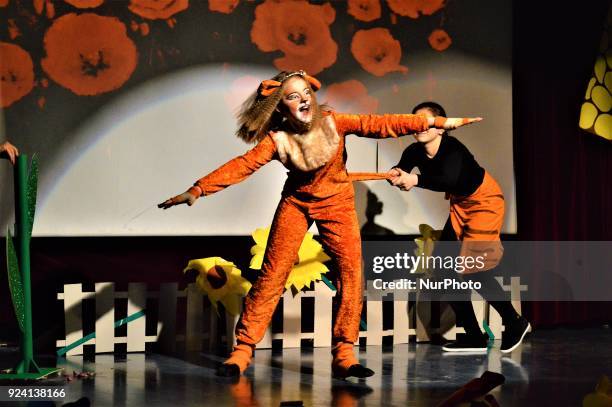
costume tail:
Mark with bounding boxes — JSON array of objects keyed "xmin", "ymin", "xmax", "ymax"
[{"xmin": 347, "ymin": 172, "xmax": 392, "ymax": 182}]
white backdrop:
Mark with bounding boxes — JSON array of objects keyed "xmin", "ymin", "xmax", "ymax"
[{"xmin": 21, "ymin": 59, "xmax": 515, "ymax": 236}]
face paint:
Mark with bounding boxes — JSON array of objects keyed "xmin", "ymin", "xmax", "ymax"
[{"xmin": 281, "ymin": 76, "xmax": 314, "ymax": 125}]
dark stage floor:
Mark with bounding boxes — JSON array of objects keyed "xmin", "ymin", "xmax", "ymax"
[{"xmin": 1, "ymin": 327, "xmax": 611, "ymax": 406}]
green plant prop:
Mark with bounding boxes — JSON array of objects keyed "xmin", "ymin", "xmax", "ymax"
[{"xmin": 1, "ymin": 154, "xmax": 61, "ymax": 380}]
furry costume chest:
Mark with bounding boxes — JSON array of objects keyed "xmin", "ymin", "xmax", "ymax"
[{"xmin": 271, "ymin": 118, "xmax": 339, "ymax": 172}]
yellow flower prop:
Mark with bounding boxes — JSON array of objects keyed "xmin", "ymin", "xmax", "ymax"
[
  {"xmin": 249, "ymin": 227, "xmax": 331, "ymax": 293},
  {"xmin": 413, "ymin": 224, "xmax": 442, "ymax": 274},
  {"xmin": 583, "ymin": 375, "xmax": 612, "ymax": 407},
  {"xmin": 184, "ymin": 257, "xmax": 251, "ymax": 316},
  {"xmin": 579, "ymin": 5, "xmax": 611, "ymax": 140}
]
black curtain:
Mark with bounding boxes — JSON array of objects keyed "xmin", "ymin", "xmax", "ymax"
[{"xmin": 513, "ymin": 0, "xmax": 612, "ymax": 326}]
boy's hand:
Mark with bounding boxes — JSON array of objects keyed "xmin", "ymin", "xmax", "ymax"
[
  {"xmin": 388, "ymin": 167, "xmax": 418, "ymax": 191},
  {"xmin": 387, "ymin": 167, "xmax": 402, "ymax": 180}
]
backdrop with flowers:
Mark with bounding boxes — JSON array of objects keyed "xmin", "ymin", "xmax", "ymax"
[{"xmin": 0, "ymin": 0, "xmax": 514, "ymax": 236}]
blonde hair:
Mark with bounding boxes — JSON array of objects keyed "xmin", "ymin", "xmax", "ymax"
[{"xmin": 236, "ymin": 71, "xmax": 328, "ymax": 143}]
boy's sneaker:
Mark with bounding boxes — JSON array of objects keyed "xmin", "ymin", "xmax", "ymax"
[
  {"xmin": 442, "ymin": 333, "xmax": 489, "ymax": 352},
  {"xmin": 500, "ymin": 316, "xmax": 530, "ymax": 353}
]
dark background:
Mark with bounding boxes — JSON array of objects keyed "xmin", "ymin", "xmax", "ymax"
[{"xmin": 513, "ymin": 0, "xmax": 612, "ymax": 326}]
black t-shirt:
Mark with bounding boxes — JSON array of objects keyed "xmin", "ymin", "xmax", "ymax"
[{"xmin": 395, "ymin": 135, "xmax": 485, "ymax": 196}]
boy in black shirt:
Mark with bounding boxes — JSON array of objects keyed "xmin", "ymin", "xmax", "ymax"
[{"xmin": 389, "ymin": 102, "xmax": 530, "ymax": 353}]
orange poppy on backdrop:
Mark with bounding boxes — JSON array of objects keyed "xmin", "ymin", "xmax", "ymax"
[
  {"xmin": 128, "ymin": 0, "xmax": 188, "ymax": 20},
  {"xmin": 41, "ymin": 13, "xmax": 138, "ymax": 96},
  {"xmin": 64, "ymin": 0, "xmax": 104, "ymax": 8},
  {"xmin": 428, "ymin": 28, "xmax": 451, "ymax": 51},
  {"xmin": 347, "ymin": 0, "xmax": 381, "ymax": 22},
  {"xmin": 8, "ymin": 19, "xmax": 20, "ymax": 39},
  {"xmin": 386, "ymin": 0, "xmax": 445, "ymax": 19},
  {"xmin": 0, "ymin": 0, "xmax": 9, "ymax": 7},
  {"xmin": 351, "ymin": 28, "xmax": 408, "ymax": 77},
  {"xmin": 323, "ymin": 79, "xmax": 379, "ymax": 113},
  {"xmin": 209, "ymin": 0, "xmax": 239, "ymax": 14},
  {"xmin": 139, "ymin": 22, "xmax": 150, "ymax": 35},
  {"xmin": 33, "ymin": 0, "xmax": 44, "ymax": 14},
  {"xmin": 0, "ymin": 42, "xmax": 35, "ymax": 107},
  {"xmin": 251, "ymin": 0, "xmax": 338, "ymax": 75},
  {"xmin": 32, "ymin": 0, "xmax": 55, "ymax": 17}
]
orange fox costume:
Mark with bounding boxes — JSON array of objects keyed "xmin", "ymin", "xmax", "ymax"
[
  {"xmin": 449, "ymin": 171, "xmax": 505, "ymax": 273},
  {"xmin": 186, "ymin": 113, "xmax": 430, "ymax": 376}
]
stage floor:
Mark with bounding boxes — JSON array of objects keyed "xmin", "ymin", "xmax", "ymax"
[{"xmin": 2, "ymin": 327, "xmax": 611, "ymax": 406}]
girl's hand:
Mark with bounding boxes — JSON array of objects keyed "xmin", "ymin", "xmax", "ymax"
[
  {"xmin": 444, "ymin": 117, "xmax": 483, "ymax": 129},
  {"xmin": 429, "ymin": 117, "xmax": 483, "ymax": 130},
  {"xmin": 0, "ymin": 141, "xmax": 19, "ymax": 165},
  {"xmin": 158, "ymin": 191, "xmax": 197, "ymax": 209}
]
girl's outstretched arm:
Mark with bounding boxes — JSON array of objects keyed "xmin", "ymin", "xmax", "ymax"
[
  {"xmin": 332, "ymin": 113, "xmax": 482, "ymax": 138},
  {"xmin": 158, "ymin": 135, "xmax": 277, "ymax": 209}
]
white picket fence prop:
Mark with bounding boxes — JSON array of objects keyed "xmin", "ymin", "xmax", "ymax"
[{"xmin": 56, "ymin": 278, "xmax": 528, "ymax": 356}]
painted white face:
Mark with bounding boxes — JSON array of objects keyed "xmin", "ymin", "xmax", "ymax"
[
  {"xmin": 281, "ymin": 76, "xmax": 313, "ymax": 124},
  {"xmin": 413, "ymin": 107, "xmax": 444, "ymax": 143}
]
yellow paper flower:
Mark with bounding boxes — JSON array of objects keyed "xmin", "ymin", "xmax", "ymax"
[
  {"xmin": 413, "ymin": 224, "xmax": 442, "ymax": 274},
  {"xmin": 249, "ymin": 227, "xmax": 331, "ymax": 293},
  {"xmin": 184, "ymin": 257, "xmax": 251, "ymax": 316},
  {"xmin": 583, "ymin": 375, "xmax": 612, "ymax": 407},
  {"xmin": 580, "ymin": 13, "xmax": 612, "ymax": 140}
]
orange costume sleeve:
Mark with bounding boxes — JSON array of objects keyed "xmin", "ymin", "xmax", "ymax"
[
  {"xmin": 330, "ymin": 112, "xmax": 430, "ymax": 182},
  {"xmin": 190, "ymin": 135, "xmax": 277, "ymax": 197},
  {"xmin": 332, "ymin": 112, "xmax": 430, "ymax": 139}
]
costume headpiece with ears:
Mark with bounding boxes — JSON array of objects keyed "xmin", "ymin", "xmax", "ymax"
[{"xmin": 259, "ymin": 70, "xmax": 321, "ymax": 97}]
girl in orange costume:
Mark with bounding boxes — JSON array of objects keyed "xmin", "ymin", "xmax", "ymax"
[{"xmin": 159, "ymin": 71, "xmax": 481, "ymax": 378}]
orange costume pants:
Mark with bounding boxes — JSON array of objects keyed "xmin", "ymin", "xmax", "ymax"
[
  {"xmin": 235, "ymin": 186, "xmax": 362, "ymax": 345},
  {"xmin": 449, "ymin": 171, "xmax": 505, "ymax": 273}
]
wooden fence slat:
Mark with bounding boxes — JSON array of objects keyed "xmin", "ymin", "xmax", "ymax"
[
  {"xmin": 158, "ymin": 283, "xmax": 178, "ymax": 353},
  {"xmin": 313, "ymin": 281, "xmax": 334, "ymax": 347},
  {"xmin": 258, "ymin": 327, "xmax": 273, "ymax": 349},
  {"xmin": 127, "ymin": 283, "xmax": 147, "ymax": 352},
  {"xmin": 366, "ymin": 281, "xmax": 383, "ymax": 346},
  {"xmin": 282, "ymin": 291, "xmax": 302, "ymax": 348},
  {"xmin": 206, "ymin": 306, "xmax": 216, "ymax": 352},
  {"xmin": 224, "ymin": 303, "xmax": 241, "ymax": 352},
  {"xmin": 185, "ymin": 283, "xmax": 203, "ymax": 352},
  {"xmin": 393, "ymin": 292, "xmax": 411, "ymax": 344},
  {"xmin": 487, "ymin": 303, "xmax": 503, "ymax": 338},
  {"xmin": 63, "ymin": 284, "xmax": 85, "ymax": 356},
  {"xmin": 95, "ymin": 282, "xmax": 115, "ymax": 354}
]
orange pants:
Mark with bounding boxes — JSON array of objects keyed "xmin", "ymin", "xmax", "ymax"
[
  {"xmin": 449, "ymin": 172, "xmax": 505, "ymax": 273},
  {"xmin": 235, "ymin": 186, "xmax": 363, "ymax": 345}
]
